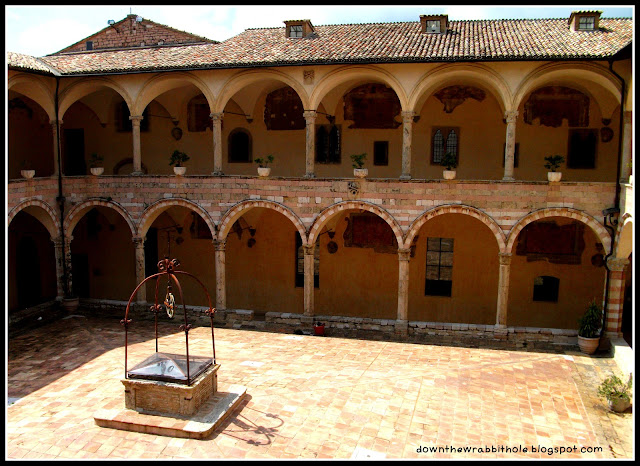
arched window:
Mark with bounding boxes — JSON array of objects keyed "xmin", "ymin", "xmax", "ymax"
[
  {"xmin": 228, "ymin": 128, "xmax": 252, "ymax": 163},
  {"xmin": 431, "ymin": 127, "xmax": 459, "ymax": 164}
]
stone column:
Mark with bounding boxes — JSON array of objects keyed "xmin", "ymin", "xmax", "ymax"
[
  {"xmin": 400, "ymin": 111, "xmax": 414, "ymax": 180},
  {"xmin": 129, "ymin": 115, "xmax": 144, "ymax": 175},
  {"xmin": 213, "ymin": 239, "xmax": 226, "ymax": 310},
  {"xmin": 502, "ymin": 110, "xmax": 518, "ymax": 181},
  {"xmin": 210, "ymin": 112, "xmax": 224, "ymax": 175},
  {"xmin": 50, "ymin": 119, "xmax": 62, "ymax": 176},
  {"xmin": 604, "ymin": 257, "xmax": 630, "ymax": 335},
  {"xmin": 620, "ymin": 111, "xmax": 632, "ymax": 183},
  {"xmin": 303, "ymin": 110, "xmax": 317, "ymax": 178},
  {"xmin": 303, "ymin": 244, "xmax": 315, "ymax": 316},
  {"xmin": 495, "ymin": 253, "xmax": 512, "ymax": 327},
  {"xmin": 62, "ymin": 235, "xmax": 74, "ymax": 296},
  {"xmin": 51, "ymin": 236, "xmax": 66, "ymax": 300},
  {"xmin": 395, "ymin": 247, "xmax": 411, "ymax": 335},
  {"xmin": 133, "ymin": 236, "xmax": 146, "ymax": 304}
]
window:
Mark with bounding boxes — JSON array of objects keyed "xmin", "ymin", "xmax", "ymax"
[
  {"xmin": 86, "ymin": 41, "xmax": 93, "ymax": 50},
  {"xmin": 187, "ymin": 95, "xmax": 212, "ymax": 132},
  {"xmin": 289, "ymin": 25, "xmax": 303, "ymax": 38},
  {"xmin": 315, "ymin": 124, "xmax": 341, "ymax": 164},
  {"xmin": 431, "ymin": 127, "xmax": 459, "ymax": 164},
  {"xmin": 568, "ymin": 129, "xmax": 597, "ymax": 169},
  {"xmin": 116, "ymin": 101, "xmax": 149, "ymax": 132},
  {"xmin": 373, "ymin": 141, "xmax": 389, "ymax": 166},
  {"xmin": 426, "ymin": 20, "xmax": 440, "ymax": 33},
  {"xmin": 578, "ymin": 16, "xmax": 595, "ymax": 30},
  {"xmin": 502, "ymin": 143, "xmax": 520, "ymax": 168},
  {"xmin": 533, "ymin": 276, "xmax": 560, "ymax": 302},
  {"xmin": 295, "ymin": 232, "xmax": 319, "ymax": 288},
  {"xmin": 228, "ymin": 128, "xmax": 252, "ymax": 163},
  {"xmin": 425, "ymin": 237, "xmax": 453, "ymax": 297}
]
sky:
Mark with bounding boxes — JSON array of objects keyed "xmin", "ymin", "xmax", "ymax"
[{"xmin": 5, "ymin": 4, "xmax": 635, "ymax": 57}]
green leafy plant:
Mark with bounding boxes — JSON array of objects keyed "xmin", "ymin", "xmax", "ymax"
[
  {"xmin": 254, "ymin": 155, "xmax": 274, "ymax": 168},
  {"xmin": 169, "ymin": 150, "xmax": 190, "ymax": 167},
  {"xmin": 598, "ymin": 374, "xmax": 632, "ymax": 402},
  {"xmin": 440, "ymin": 152, "xmax": 458, "ymax": 171},
  {"xmin": 544, "ymin": 155, "xmax": 565, "ymax": 172},
  {"xmin": 350, "ymin": 153, "xmax": 367, "ymax": 169},
  {"xmin": 89, "ymin": 153, "xmax": 104, "ymax": 168},
  {"xmin": 578, "ymin": 299, "xmax": 602, "ymax": 338}
]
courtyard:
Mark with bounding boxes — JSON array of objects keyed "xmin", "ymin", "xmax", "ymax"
[{"xmin": 6, "ymin": 314, "xmax": 633, "ymax": 460}]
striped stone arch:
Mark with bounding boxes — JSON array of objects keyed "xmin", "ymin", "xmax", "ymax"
[
  {"xmin": 138, "ymin": 198, "xmax": 217, "ymax": 240},
  {"xmin": 403, "ymin": 204, "xmax": 507, "ymax": 252},
  {"xmin": 308, "ymin": 200, "xmax": 403, "ymax": 247},
  {"xmin": 217, "ymin": 199, "xmax": 307, "ymax": 243},
  {"xmin": 64, "ymin": 198, "xmax": 136, "ymax": 238},
  {"xmin": 505, "ymin": 208, "xmax": 611, "ymax": 255},
  {"xmin": 8, "ymin": 199, "xmax": 60, "ymax": 238},
  {"xmin": 614, "ymin": 213, "xmax": 633, "ymax": 259}
]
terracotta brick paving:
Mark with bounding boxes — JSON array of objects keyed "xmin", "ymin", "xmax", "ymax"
[{"xmin": 7, "ymin": 315, "xmax": 634, "ymax": 459}]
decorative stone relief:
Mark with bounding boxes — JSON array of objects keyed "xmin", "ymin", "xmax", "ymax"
[{"xmin": 434, "ymin": 85, "xmax": 486, "ymax": 113}]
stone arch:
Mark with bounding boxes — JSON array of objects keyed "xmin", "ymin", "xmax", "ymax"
[
  {"xmin": 8, "ymin": 73, "xmax": 56, "ymax": 120},
  {"xmin": 58, "ymin": 77, "xmax": 133, "ymax": 119},
  {"xmin": 505, "ymin": 208, "xmax": 611, "ymax": 255},
  {"xmin": 218, "ymin": 199, "xmax": 307, "ymax": 243},
  {"xmin": 404, "ymin": 204, "xmax": 507, "ymax": 252},
  {"xmin": 64, "ymin": 198, "xmax": 136, "ymax": 239},
  {"xmin": 308, "ymin": 201, "xmax": 403, "ymax": 247},
  {"xmin": 134, "ymin": 71, "xmax": 215, "ymax": 116},
  {"xmin": 138, "ymin": 198, "xmax": 216, "ymax": 240},
  {"xmin": 409, "ymin": 63, "xmax": 512, "ymax": 115},
  {"xmin": 513, "ymin": 62, "xmax": 622, "ymax": 117},
  {"xmin": 214, "ymin": 69, "xmax": 310, "ymax": 114},
  {"xmin": 614, "ymin": 213, "xmax": 633, "ymax": 259},
  {"xmin": 8, "ymin": 199, "xmax": 60, "ymax": 238},
  {"xmin": 309, "ymin": 65, "xmax": 409, "ymax": 111}
]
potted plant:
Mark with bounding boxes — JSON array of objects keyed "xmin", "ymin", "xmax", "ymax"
[
  {"xmin": 440, "ymin": 152, "xmax": 458, "ymax": 180},
  {"xmin": 598, "ymin": 374, "xmax": 632, "ymax": 413},
  {"xmin": 351, "ymin": 153, "xmax": 368, "ymax": 178},
  {"xmin": 313, "ymin": 321, "xmax": 325, "ymax": 336},
  {"xmin": 254, "ymin": 155, "xmax": 274, "ymax": 177},
  {"xmin": 169, "ymin": 150, "xmax": 190, "ymax": 175},
  {"xmin": 544, "ymin": 155, "xmax": 565, "ymax": 182},
  {"xmin": 89, "ymin": 153, "xmax": 104, "ymax": 176},
  {"xmin": 577, "ymin": 299, "xmax": 602, "ymax": 354},
  {"xmin": 20, "ymin": 161, "xmax": 35, "ymax": 179}
]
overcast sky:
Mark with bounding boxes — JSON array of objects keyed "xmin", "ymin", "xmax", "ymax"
[{"xmin": 5, "ymin": 4, "xmax": 634, "ymax": 57}]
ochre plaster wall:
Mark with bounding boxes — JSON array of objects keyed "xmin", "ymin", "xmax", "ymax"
[
  {"xmin": 407, "ymin": 214, "xmax": 500, "ymax": 324},
  {"xmin": 506, "ymin": 217, "xmax": 607, "ymax": 329}
]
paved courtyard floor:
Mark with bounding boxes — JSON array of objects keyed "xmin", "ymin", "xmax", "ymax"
[{"xmin": 6, "ymin": 314, "xmax": 634, "ymax": 459}]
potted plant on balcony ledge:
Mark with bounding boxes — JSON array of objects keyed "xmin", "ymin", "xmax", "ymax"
[
  {"xmin": 441, "ymin": 152, "xmax": 458, "ymax": 180},
  {"xmin": 20, "ymin": 161, "xmax": 35, "ymax": 179},
  {"xmin": 255, "ymin": 155, "xmax": 274, "ymax": 177},
  {"xmin": 577, "ymin": 299, "xmax": 602, "ymax": 354},
  {"xmin": 544, "ymin": 155, "xmax": 565, "ymax": 182},
  {"xmin": 351, "ymin": 153, "xmax": 368, "ymax": 178},
  {"xmin": 170, "ymin": 150, "xmax": 190, "ymax": 175},
  {"xmin": 89, "ymin": 153, "xmax": 104, "ymax": 176},
  {"xmin": 598, "ymin": 374, "xmax": 632, "ymax": 413}
]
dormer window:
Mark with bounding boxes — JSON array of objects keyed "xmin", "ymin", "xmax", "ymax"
[
  {"xmin": 284, "ymin": 19, "xmax": 314, "ymax": 39},
  {"xmin": 420, "ymin": 14, "xmax": 448, "ymax": 34},
  {"xmin": 578, "ymin": 16, "xmax": 595, "ymax": 30},
  {"xmin": 289, "ymin": 25, "xmax": 303, "ymax": 38},
  {"xmin": 426, "ymin": 20, "xmax": 440, "ymax": 33},
  {"xmin": 568, "ymin": 11, "xmax": 601, "ymax": 32}
]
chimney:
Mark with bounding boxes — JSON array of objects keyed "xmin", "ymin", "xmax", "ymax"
[
  {"xmin": 284, "ymin": 19, "xmax": 314, "ymax": 38},
  {"xmin": 420, "ymin": 14, "xmax": 448, "ymax": 34}
]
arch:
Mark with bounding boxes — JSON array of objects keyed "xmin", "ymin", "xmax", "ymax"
[
  {"xmin": 214, "ymin": 69, "xmax": 310, "ymax": 114},
  {"xmin": 135, "ymin": 71, "xmax": 215, "ymax": 116},
  {"xmin": 218, "ymin": 199, "xmax": 307, "ymax": 243},
  {"xmin": 614, "ymin": 213, "xmax": 633, "ymax": 259},
  {"xmin": 8, "ymin": 73, "xmax": 56, "ymax": 121},
  {"xmin": 308, "ymin": 201, "xmax": 403, "ymax": 247},
  {"xmin": 138, "ymin": 198, "xmax": 216, "ymax": 240},
  {"xmin": 408, "ymin": 63, "xmax": 512, "ymax": 115},
  {"xmin": 58, "ymin": 77, "xmax": 133, "ymax": 119},
  {"xmin": 8, "ymin": 199, "xmax": 60, "ymax": 238},
  {"xmin": 505, "ymin": 208, "xmax": 611, "ymax": 255},
  {"xmin": 404, "ymin": 204, "xmax": 507, "ymax": 252},
  {"xmin": 513, "ymin": 62, "xmax": 622, "ymax": 115},
  {"xmin": 64, "ymin": 199, "xmax": 136, "ymax": 239}
]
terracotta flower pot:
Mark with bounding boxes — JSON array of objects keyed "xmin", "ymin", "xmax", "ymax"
[
  {"xmin": 21, "ymin": 169, "xmax": 35, "ymax": 179},
  {"xmin": 257, "ymin": 167, "xmax": 271, "ymax": 177},
  {"xmin": 353, "ymin": 168, "xmax": 368, "ymax": 178},
  {"xmin": 173, "ymin": 166, "xmax": 187, "ymax": 176},
  {"xmin": 313, "ymin": 325, "xmax": 325, "ymax": 336},
  {"xmin": 548, "ymin": 171, "xmax": 562, "ymax": 182},
  {"xmin": 577, "ymin": 335, "xmax": 600, "ymax": 354},
  {"xmin": 608, "ymin": 397, "xmax": 631, "ymax": 413},
  {"xmin": 62, "ymin": 297, "xmax": 80, "ymax": 313},
  {"xmin": 90, "ymin": 167, "xmax": 104, "ymax": 176},
  {"xmin": 443, "ymin": 170, "xmax": 456, "ymax": 180}
]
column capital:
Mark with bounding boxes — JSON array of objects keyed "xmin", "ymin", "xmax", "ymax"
[
  {"xmin": 498, "ymin": 252, "xmax": 512, "ymax": 265},
  {"xmin": 213, "ymin": 239, "xmax": 227, "ymax": 251},
  {"xmin": 50, "ymin": 119, "xmax": 63, "ymax": 126},
  {"xmin": 607, "ymin": 256, "xmax": 630, "ymax": 271},
  {"xmin": 303, "ymin": 244, "xmax": 315, "ymax": 255},
  {"xmin": 398, "ymin": 248, "xmax": 411, "ymax": 261},
  {"xmin": 51, "ymin": 235, "xmax": 65, "ymax": 247},
  {"xmin": 132, "ymin": 236, "xmax": 144, "ymax": 246},
  {"xmin": 504, "ymin": 110, "xmax": 519, "ymax": 122},
  {"xmin": 401, "ymin": 110, "xmax": 415, "ymax": 121},
  {"xmin": 209, "ymin": 112, "xmax": 224, "ymax": 121},
  {"xmin": 129, "ymin": 115, "xmax": 144, "ymax": 124},
  {"xmin": 303, "ymin": 110, "xmax": 317, "ymax": 123}
]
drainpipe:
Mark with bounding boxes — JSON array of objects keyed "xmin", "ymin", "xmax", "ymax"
[{"xmin": 54, "ymin": 76, "xmax": 70, "ymax": 298}]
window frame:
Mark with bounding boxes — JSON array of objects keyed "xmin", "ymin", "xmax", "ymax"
[
  {"xmin": 425, "ymin": 237, "xmax": 454, "ymax": 297},
  {"xmin": 578, "ymin": 16, "xmax": 595, "ymax": 30},
  {"xmin": 426, "ymin": 20, "xmax": 441, "ymax": 33},
  {"xmin": 227, "ymin": 127, "xmax": 252, "ymax": 163},
  {"xmin": 430, "ymin": 127, "xmax": 460, "ymax": 165},
  {"xmin": 289, "ymin": 25, "xmax": 303, "ymax": 38}
]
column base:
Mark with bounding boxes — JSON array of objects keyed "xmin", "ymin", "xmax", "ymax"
[
  {"xmin": 501, "ymin": 176, "xmax": 515, "ymax": 181},
  {"xmin": 131, "ymin": 171, "xmax": 144, "ymax": 176},
  {"xmin": 394, "ymin": 319, "xmax": 409, "ymax": 336},
  {"xmin": 211, "ymin": 171, "xmax": 224, "ymax": 176},
  {"xmin": 304, "ymin": 173, "xmax": 316, "ymax": 179},
  {"xmin": 399, "ymin": 174, "xmax": 412, "ymax": 180}
]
